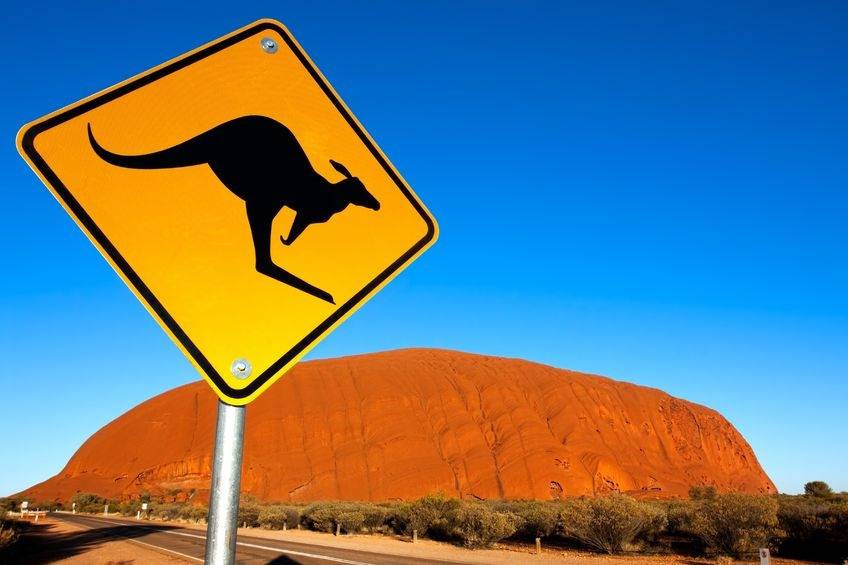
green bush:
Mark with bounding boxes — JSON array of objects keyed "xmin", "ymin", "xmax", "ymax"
[
  {"xmin": 152, "ymin": 503, "xmax": 183, "ymax": 521},
  {"xmin": 117, "ymin": 500, "xmax": 141, "ymax": 516},
  {"xmin": 385, "ymin": 504, "xmax": 410, "ymax": 535},
  {"xmin": 302, "ymin": 503, "xmax": 342, "ymax": 533},
  {"xmin": 654, "ymin": 499, "xmax": 694, "ymax": 537},
  {"xmin": 71, "ymin": 493, "xmax": 108, "ymax": 513},
  {"xmin": 258, "ymin": 505, "xmax": 301, "ymax": 530},
  {"xmin": 126, "ymin": 501, "xmax": 205, "ymax": 522},
  {"xmin": 295, "ymin": 502, "xmax": 391, "ymax": 534},
  {"xmin": 685, "ymin": 493, "xmax": 779, "ymax": 558},
  {"xmin": 361, "ymin": 505, "xmax": 389, "ymax": 532},
  {"xmin": 238, "ymin": 503, "xmax": 261, "ymax": 527},
  {"xmin": 448, "ymin": 503, "xmax": 519, "ymax": 548},
  {"xmin": 559, "ymin": 494, "xmax": 667, "ymax": 554},
  {"xmin": 689, "ymin": 485, "xmax": 717, "ymax": 500},
  {"xmin": 389, "ymin": 494, "xmax": 461, "ymax": 537},
  {"xmin": 0, "ymin": 499, "xmax": 20, "ymax": 513},
  {"xmin": 778, "ymin": 496, "xmax": 848, "ymax": 562},
  {"xmin": 494, "ymin": 501, "xmax": 558, "ymax": 538},
  {"xmin": 336, "ymin": 510, "xmax": 366, "ymax": 534},
  {"xmin": 804, "ymin": 481, "xmax": 833, "ymax": 498},
  {"xmin": 0, "ymin": 518, "xmax": 18, "ymax": 553},
  {"xmin": 180, "ymin": 505, "xmax": 207, "ymax": 523},
  {"xmin": 31, "ymin": 500, "xmax": 61, "ymax": 511}
]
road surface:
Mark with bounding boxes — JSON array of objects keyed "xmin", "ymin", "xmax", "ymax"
[{"xmin": 49, "ymin": 512, "xmax": 463, "ymax": 564}]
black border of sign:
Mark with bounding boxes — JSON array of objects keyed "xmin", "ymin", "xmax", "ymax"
[{"xmin": 19, "ymin": 20, "xmax": 436, "ymax": 401}]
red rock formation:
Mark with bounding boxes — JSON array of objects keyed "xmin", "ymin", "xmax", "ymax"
[{"xmin": 18, "ymin": 349, "xmax": 775, "ymax": 503}]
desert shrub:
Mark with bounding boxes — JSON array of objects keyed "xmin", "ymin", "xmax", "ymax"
[
  {"xmin": 385, "ymin": 504, "xmax": 408, "ymax": 534},
  {"xmin": 689, "ymin": 485, "xmax": 717, "ymax": 500},
  {"xmin": 0, "ymin": 496, "xmax": 61, "ymax": 513},
  {"xmin": 389, "ymin": 494, "xmax": 461, "ymax": 537},
  {"xmin": 0, "ymin": 517, "xmax": 18, "ymax": 553},
  {"xmin": 258, "ymin": 506, "xmax": 285, "ymax": 529},
  {"xmin": 656, "ymin": 499, "xmax": 688, "ymax": 533},
  {"xmin": 259, "ymin": 505, "xmax": 301, "ymax": 530},
  {"xmin": 31, "ymin": 500, "xmax": 60, "ymax": 511},
  {"xmin": 72, "ymin": 493, "xmax": 107, "ymax": 513},
  {"xmin": 336, "ymin": 510, "xmax": 366, "ymax": 534},
  {"xmin": 180, "ymin": 505, "xmax": 207, "ymax": 523},
  {"xmin": 449, "ymin": 503, "xmax": 519, "ymax": 548},
  {"xmin": 361, "ymin": 505, "xmax": 389, "ymax": 532},
  {"xmin": 495, "ymin": 501, "xmax": 558, "ymax": 538},
  {"xmin": 238, "ymin": 503, "xmax": 261, "ymax": 527},
  {"xmin": 152, "ymin": 503, "xmax": 183, "ymax": 521},
  {"xmin": 302, "ymin": 503, "xmax": 342, "ymax": 533},
  {"xmin": 559, "ymin": 494, "xmax": 667, "ymax": 554},
  {"xmin": 778, "ymin": 496, "xmax": 848, "ymax": 562},
  {"xmin": 118, "ymin": 500, "xmax": 141, "ymax": 516},
  {"xmin": 804, "ymin": 481, "xmax": 833, "ymax": 498},
  {"xmin": 298, "ymin": 503, "xmax": 388, "ymax": 534},
  {"xmin": 116, "ymin": 500, "xmax": 202, "ymax": 522},
  {"xmin": 0, "ymin": 499, "xmax": 20, "ymax": 513},
  {"xmin": 685, "ymin": 493, "xmax": 779, "ymax": 558}
]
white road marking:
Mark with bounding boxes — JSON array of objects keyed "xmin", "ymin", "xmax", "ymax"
[
  {"xmin": 62, "ymin": 514, "xmax": 374, "ymax": 564},
  {"xmin": 124, "ymin": 537, "xmax": 204, "ymax": 562},
  {"xmin": 61, "ymin": 514, "xmax": 203, "ymax": 562},
  {"xmin": 236, "ymin": 540, "xmax": 370, "ymax": 564}
]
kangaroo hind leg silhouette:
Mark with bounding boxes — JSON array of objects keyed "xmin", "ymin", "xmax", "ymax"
[
  {"xmin": 246, "ymin": 202, "xmax": 334, "ymax": 304},
  {"xmin": 280, "ymin": 212, "xmax": 312, "ymax": 246}
]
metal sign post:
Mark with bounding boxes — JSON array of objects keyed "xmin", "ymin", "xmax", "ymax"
[{"xmin": 204, "ymin": 400, "xmax": 246, "ymax": 565}]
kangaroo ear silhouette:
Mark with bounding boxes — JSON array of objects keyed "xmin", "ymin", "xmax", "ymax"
[{"xmin": 329, "ymin": 159, "xmax": 353, "ymax": 179}]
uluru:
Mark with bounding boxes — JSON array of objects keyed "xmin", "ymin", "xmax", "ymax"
[{"xmin": 18, "ymin": 349, "xmax": 776, "ymax": 504}]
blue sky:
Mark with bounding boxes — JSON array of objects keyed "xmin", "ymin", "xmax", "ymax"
[{"xmin": 1, "ymin": 1, "xmax": 846, "ymax": 496}]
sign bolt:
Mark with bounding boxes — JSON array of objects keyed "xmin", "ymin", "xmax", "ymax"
[
  {"xmin": 231, "ymin": 358, "xmax": 252, "ymax": 379},
  {"xmin": 260, "ymin": 37, "xmax": 278, "ymax": 54}
]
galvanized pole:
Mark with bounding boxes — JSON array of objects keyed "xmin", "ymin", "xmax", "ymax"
[{"xmin": 204, "ymin": 400, "xmax": 245, "ymax": 565}]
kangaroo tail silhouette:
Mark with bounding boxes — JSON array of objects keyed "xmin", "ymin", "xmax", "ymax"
[{"xmin": 87, "ymin": 123, "xmax": 209, "ymax": 169}]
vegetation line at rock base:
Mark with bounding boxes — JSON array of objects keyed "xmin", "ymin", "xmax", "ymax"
[{"xmin": 2, "ymin": 482, "xmax": 846, "ymax": 562}]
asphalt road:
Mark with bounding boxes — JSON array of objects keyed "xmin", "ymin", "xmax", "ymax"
[{"xmin": 49, "ymin": 512, "xmax": 462, "ymax": 564}]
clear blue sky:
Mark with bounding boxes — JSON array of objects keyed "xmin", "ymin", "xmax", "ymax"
[{"xmin": 1, "ymin": 1, "xmax": 846, "ymax": 496}]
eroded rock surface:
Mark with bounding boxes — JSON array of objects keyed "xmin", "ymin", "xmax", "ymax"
[{"xmin": 19, "ymin": 349, "xmax": 776, "ymax": 503}]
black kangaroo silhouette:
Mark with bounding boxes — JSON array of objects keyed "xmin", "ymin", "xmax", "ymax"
[{"xmin": 87, "ymin": 115, "xmax": 380, "ymax": 304}]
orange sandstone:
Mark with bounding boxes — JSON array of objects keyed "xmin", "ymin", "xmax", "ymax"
[{"xmin": 18, "ymin": 349, "xmax": 775, "ymax": 503}]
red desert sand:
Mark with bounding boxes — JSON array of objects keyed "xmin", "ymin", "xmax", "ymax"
[{"xmin": 19, "ymin": 349, "xmax": 775, "ymax": 503}]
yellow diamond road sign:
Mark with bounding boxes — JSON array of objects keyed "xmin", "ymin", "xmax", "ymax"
[{"xmin": 17, "ymin": 19, "xmax": 438, "ymax": 405}]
